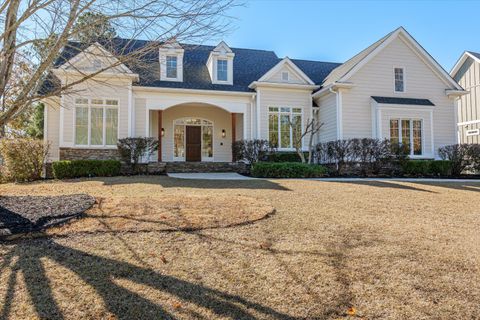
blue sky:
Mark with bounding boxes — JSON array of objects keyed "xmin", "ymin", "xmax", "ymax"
[{"xmin": 216, "ymin": 0, "xmax": 480, "ymax": 71}]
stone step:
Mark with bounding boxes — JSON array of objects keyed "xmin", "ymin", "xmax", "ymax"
[{"xmin": 164, "ymin": 162, "xmax": 247, "ymax": 173}]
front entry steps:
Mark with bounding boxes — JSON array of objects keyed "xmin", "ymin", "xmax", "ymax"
[{"xmin": 164, "ymin": 162, "xmax": 248, "ymax": 174}]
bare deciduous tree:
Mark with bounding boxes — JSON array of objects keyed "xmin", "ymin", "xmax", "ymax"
[
  {"xmin": 0, "ymin": 0, "xmax": 239, "ymax": 135},
  {"xmin": 289, "ymin": 117, "xmax": 323, "ymax": 164}
]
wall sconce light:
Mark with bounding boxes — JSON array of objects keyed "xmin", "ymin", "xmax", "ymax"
[
  {"xmin": 221, "ymin": 129, "xmax": 226, "ymax": 138},
  {"xmin": 161, "ymin": 128, "xmax": 165, "ymax": 137}
]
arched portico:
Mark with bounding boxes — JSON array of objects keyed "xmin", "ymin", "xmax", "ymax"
[{"xmin": 147, "ymin": 103, "xmax": 245, "ymax": 162}]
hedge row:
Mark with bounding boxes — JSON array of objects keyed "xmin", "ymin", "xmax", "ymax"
[
  {"xmin": 402, "ymin": 160, "xmax": 452, "ymax": 177},
  {"xmin": 251, "ymin": 162, "xmax": 328, "ymax": 178},
  {"xmin": 52, "ymin": 160, "xmax": 121, "ymax": 179},
  {"xmin": 263, "ymin": 152, "xmax": 306, "ymax": 163}
]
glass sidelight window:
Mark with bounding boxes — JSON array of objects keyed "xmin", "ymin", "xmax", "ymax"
[
  {"xmin": 173, "ymin": 118, "xmax": 214, "ymax": 161},
  {"xmin": 389, "ymin": 118, "xmax": 422, "ymax": 155}
]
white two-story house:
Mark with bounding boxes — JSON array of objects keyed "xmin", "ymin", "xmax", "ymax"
[{"xmin": 43, "ymin": 27, "xmax": 465, "ymax": 165}]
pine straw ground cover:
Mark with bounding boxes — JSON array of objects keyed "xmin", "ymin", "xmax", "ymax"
[{"xmin": 0, "ymin": 177, "xmax": 479, "ymax": 319}]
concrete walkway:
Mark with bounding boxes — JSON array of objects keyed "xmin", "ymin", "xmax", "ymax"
[{"xmin": 167, "ymin": 172, "xmax": 255, "ymax": 180}]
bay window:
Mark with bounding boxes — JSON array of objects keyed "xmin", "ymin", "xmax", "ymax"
[
  {"xmin": 74, "ymin": 98, "xmax": 118, "ymax": 147},
  {"xmin": 389, "ymin": 118, "xmax": 422, "ymax": 156},
  {"xmin": 268, "ymin": 107, "xmax": 302, "ymax": 149}
]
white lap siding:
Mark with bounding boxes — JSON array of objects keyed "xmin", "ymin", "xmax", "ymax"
[
  {"xmin": 340, "ymin": 35, "xmax": 456, "ymax": 156},
  {"xmin": 45, "ymin": 97, "xmax": 61, "ymax": 161},
  {"xmin": 61, "ymin": 79, "xmax": 131, "ymax": 147},
  {"xmin": 316, "ymin": 92, "xmax": 337, "ymax": 142},
  {"xmin": 257, "ymin": 87, "xmax": 313, "ymax": 147}
]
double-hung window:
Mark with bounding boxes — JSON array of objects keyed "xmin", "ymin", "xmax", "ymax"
[
  {"xmin": 389, "ymin": 118, "xmax": 422, "ymax": 156},
  {"xmin": 394, "ymin": 67, "xmax": 405, "ymax": 92},
  {"xmin": 75, "ymin": 98, "xmax": 118, "ymax": 147},
  {"xmin": 217, "ymin": 59, "xmax": 228, "ymax": 81},
  {"xmin": 166, "ymin": 56, "xmax": 178, "ymax": 78},
  {"xmin": 268, "ymin": 107, "xmax": 302, "ymax": 150}
]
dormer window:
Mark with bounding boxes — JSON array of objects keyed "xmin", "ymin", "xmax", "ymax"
[
  {"xmin": 217, "ymin": 59, "xmax": 228, "ymax": 81},
  {"xmin": 394, "ymin": 67, "xmax": 405, "ymax": 92},
  {"xmin": 166, "ymin": 56, "xmax": 178, "ymax": 78},
  {"xmin": 282, "ymin": 71, "xmax": 289, "ymax": 82},
  {"xmin": 159, "ymin": 39, "xmax": 184, "ymax": 82},
  {"xmin": 207, "ymin": 41, "xmax": 235, "ymax": 85}
]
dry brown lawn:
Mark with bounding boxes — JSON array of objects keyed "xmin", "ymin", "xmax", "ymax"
[{"xmin": 0, "ymin": 176, "xmax": 479, "ymax": 320}]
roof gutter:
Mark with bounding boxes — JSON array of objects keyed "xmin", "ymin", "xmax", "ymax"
[
  {"xmin": 133, "ymin": 85, "xmax": 256, "ymax": 97},
  {"xmin": 312, "ymin": 82, "xmax": 354, "ymax": 99},
  {"xmin": 248, "ymin": 81, "xmax": 319, "ymax": 90},
  {"xmin": 445, "ymin": 89, "xmax": 468, "ymax": 98}
]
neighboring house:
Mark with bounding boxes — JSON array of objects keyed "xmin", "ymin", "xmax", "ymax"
[
  {"xmin": 451, "ymin": 51, "xmax": 480, "ymax": 144},
  {"xmin": 42, "ymin": 27, "xmax": 465, "ymax": 165}
]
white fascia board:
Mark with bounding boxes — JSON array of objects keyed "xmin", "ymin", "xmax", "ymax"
[
  {"xmin": 52, "ymin": 68, "xmax": 139, "ymax": 81},
  {"xmin": 312, "ymin": 82, "xmax": 354, "ymax": 99},
  {"xmin": 248, "ymin": 81, "xmax": 319, "ymax": 90},
  {"xmin": 60, "ymin": 42, "xmax": 134, "ymax": 75},
  {"xmin": 445, "ymin": 89, "xmax": 469, "ymax": 97},
  {"xmin": 257, "ymin": 57, "xmax": 315, "ymax": 85},
  {"xmin": 132, "ymin": 85, "xmax": 255, "ymax": 97},
  {"xmin": 450, "ymin": 51, "xmax": 480, "ymax": 77}
]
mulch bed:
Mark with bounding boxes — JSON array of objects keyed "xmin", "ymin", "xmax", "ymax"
[{"xmin": 0, "ymin": 194, "xmax": 95, "ymax": 237}]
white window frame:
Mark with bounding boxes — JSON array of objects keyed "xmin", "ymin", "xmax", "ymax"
[
  {"xmin": 166, "ymin": 55, "xmax": 178, "ymax": 79},
  {"xmin": 389, "ymin": 117, "xmax": 424, "ymax": 157},
  {"xmin": 216, "ymin": 59, "xmax": 228, "ymax": 82},
  {"xmin": 268, "ymin": 106, "xmax": 303, "ymax": 151},
  {"xmin": 393, "ymin": 66, "xmax": 406, "ymax": 93},
  {"xmin": 281, "ymin": 71, "xmax": 289, "ymax": 82},
  {"xmin": 172, "ymin": 118, "xmax": 214, "ymax": 162},
  {"xmin": 73, "ymin": 98, "xmax": 119, "ymax": 148}
]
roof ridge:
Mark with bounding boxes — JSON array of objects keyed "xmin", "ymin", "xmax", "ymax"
[{"xmin": 291, "ymin": 58, "xmax": 342, "ymax": 65}]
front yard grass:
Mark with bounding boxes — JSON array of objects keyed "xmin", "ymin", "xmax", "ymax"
[{"xmin": 0, "ymin": 176, "xmax": 479, "ymax": 319}]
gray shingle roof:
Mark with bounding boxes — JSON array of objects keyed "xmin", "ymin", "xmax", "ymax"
[
  {"xmin": 44, "ymin": 38, "xmax": 342, "ymax": 93},
  {"xmin": 371, "ymin": 96, "xmax": 435, "ymax": 106},
  {"xmin": 467, "ymin": 51, "xmax": 480, "ymax": 60}
]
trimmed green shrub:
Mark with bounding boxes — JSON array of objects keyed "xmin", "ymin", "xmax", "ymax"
[
  {"xmin": 52, "ymin": 159, "xmax": 121, "ymax": 179},
  {"xmin": 402, "ymin": 160, "xmax": 452, "ymax": 177},
  {"xmin": 251, "ymin": 162, "xmax": 328, "ymax": 178},
  {"xmin": 429, "ymin": 160, "xmax": 452, "ymax": 176},
  {"xmin": 263, "ymin": 152, "xmax": 305, "ymax": 163}
]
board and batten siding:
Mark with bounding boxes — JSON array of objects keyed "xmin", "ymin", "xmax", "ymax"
[
  {"xmin": 341, "ymin": 35, "xmax": 457, "ymax": 157},
  {"xmin": 316, "ymin": 92, "xmax": 337, "ymax": 142},
  {"xmin": 453, "ymin": 56, "xmax": 480, "ymax": 144},
  {"xmin": 257, "ymin": 87, "xmax": 313, "ymax": 147},
  {"xmin": 60, "ymin": 79, "xmax": 131, "ymax": 146}
]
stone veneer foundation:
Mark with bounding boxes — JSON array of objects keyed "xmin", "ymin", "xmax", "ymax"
[{"xmin": 59, "ymin": 148, "xmax": 121, "ymax": 161}]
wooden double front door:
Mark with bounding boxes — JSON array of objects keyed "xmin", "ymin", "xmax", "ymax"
[{"xmin": 185, "ymin": 126, "xmax": 202, "ymax": 162}]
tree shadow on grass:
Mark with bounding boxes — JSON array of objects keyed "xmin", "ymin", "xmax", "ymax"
[
  {"xmin": 0, "ymin": 239, "xmax": 296, "ymax": 320},
  {"xmin": 330, "ymin": 180, "xmax": 437, "ymax": 193},
  {"xmin": 59, "ymin": 175, "xmax": 292, "ymax": 191}
]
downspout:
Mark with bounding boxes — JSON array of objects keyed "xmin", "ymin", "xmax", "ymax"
[{"xmin": 329, "ymin": 87, "xmax": 343, "ymax": 140}]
